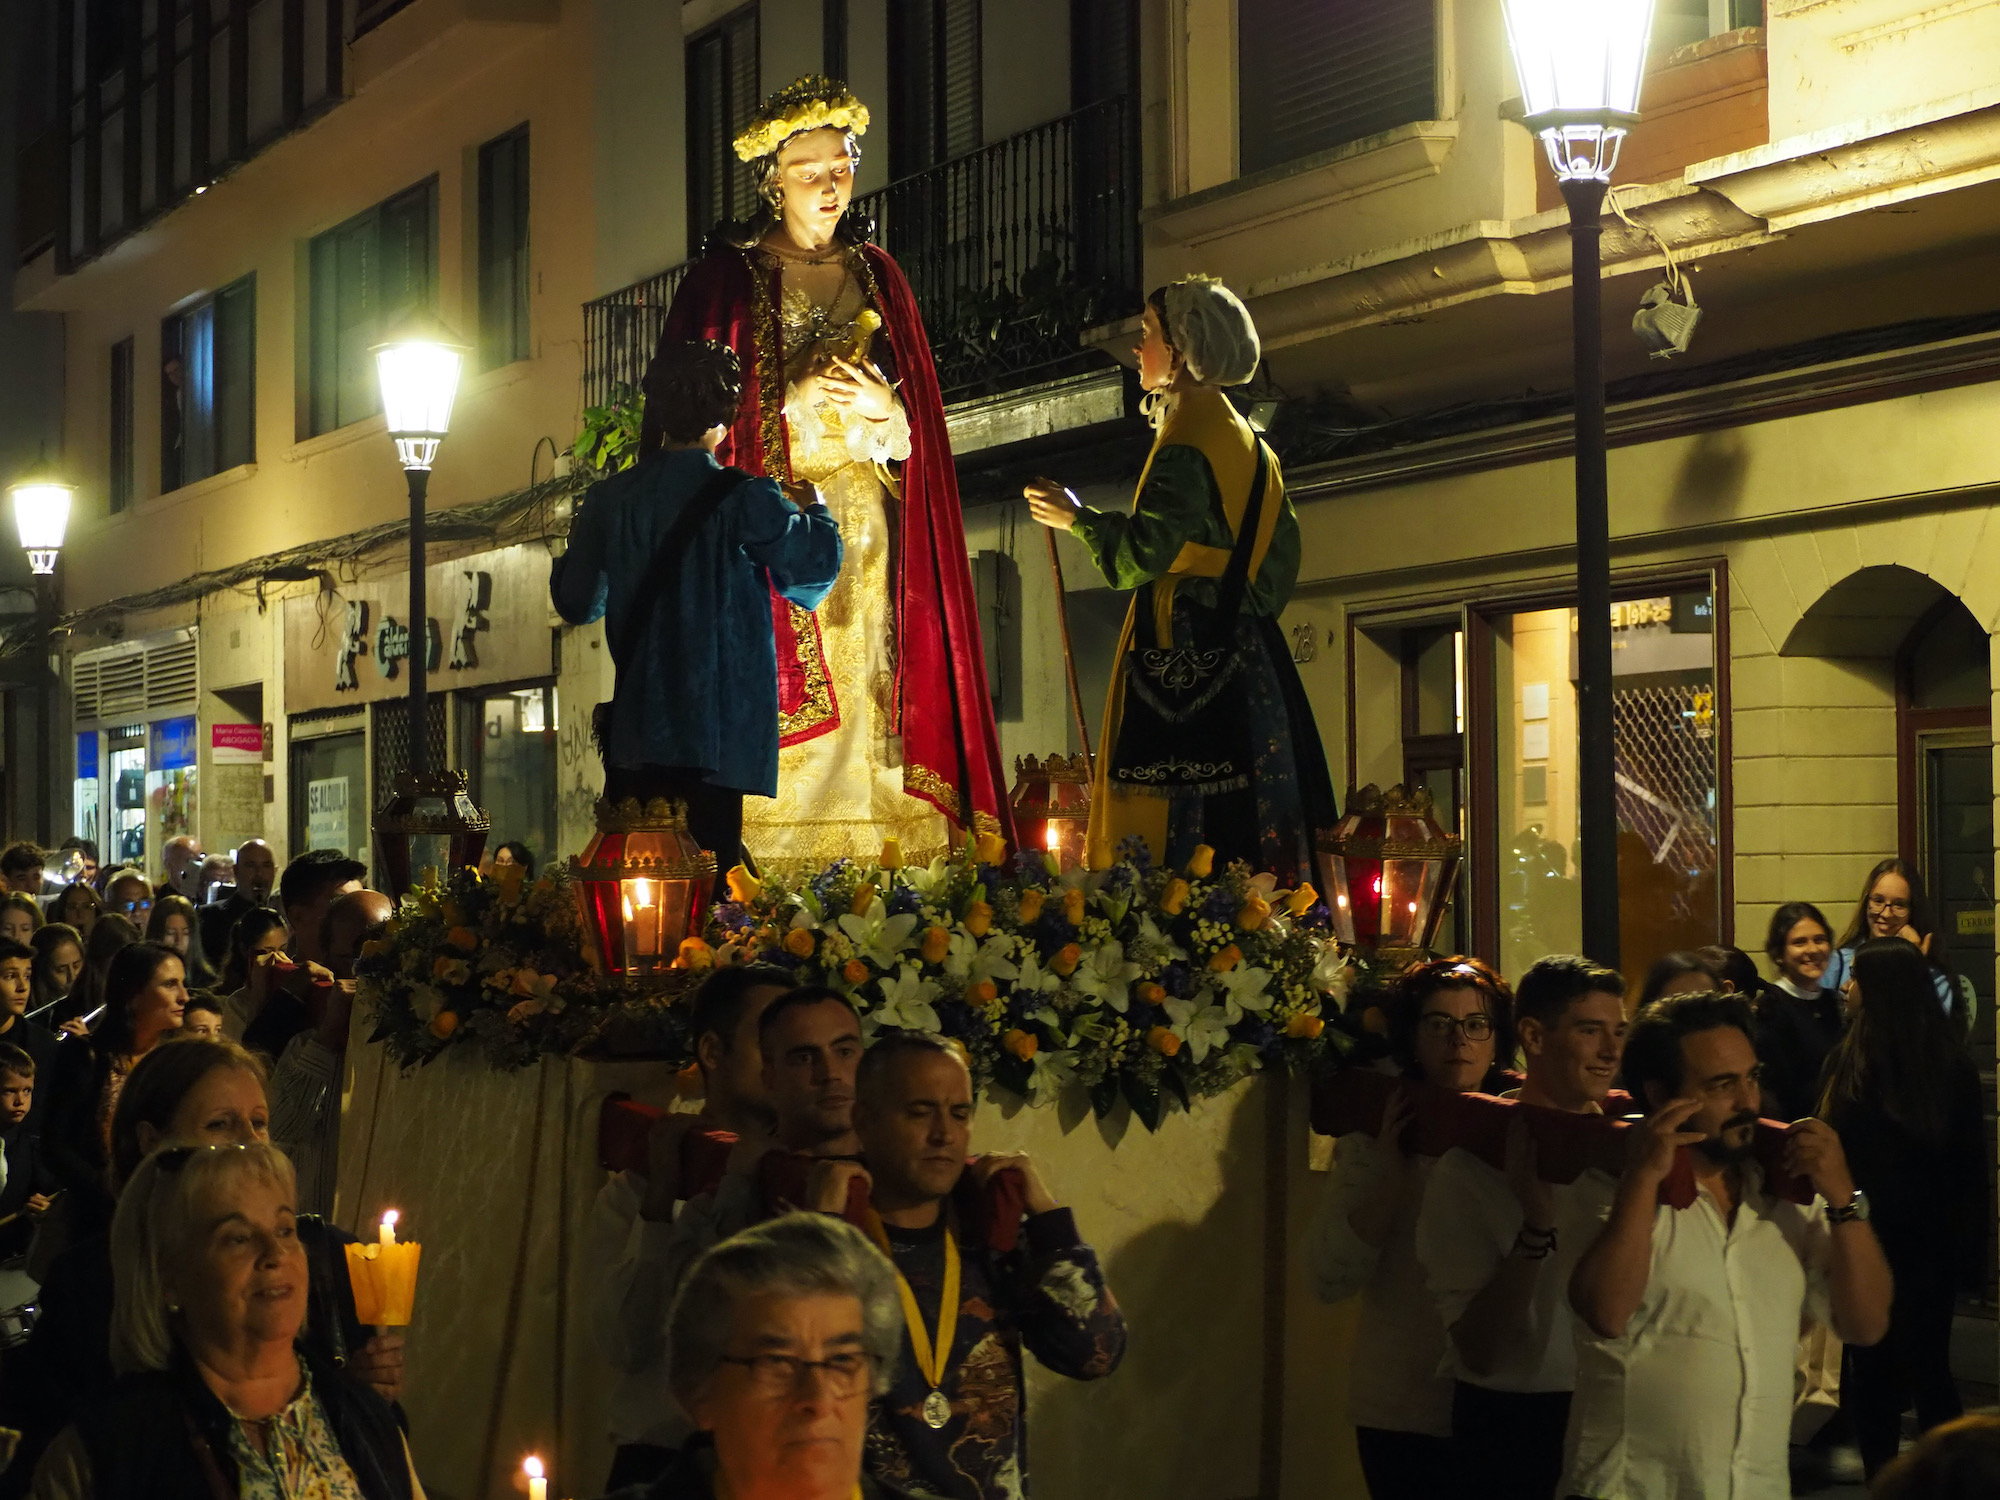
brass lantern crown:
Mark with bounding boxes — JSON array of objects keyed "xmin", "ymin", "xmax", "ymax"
[{"xmin": 1315, "ymin": 782, "xmax": 1464, "ymax": 967}]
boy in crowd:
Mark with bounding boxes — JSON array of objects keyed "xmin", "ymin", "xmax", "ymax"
[
  {"xmin": 1415, "ymin": 955, "xmax": 1629, "ymax": 1500},
  {"xmin": 181, "ymin": 996, "xmax": 226, "ymax": 1040},
  {"xmin": 0, "ymin": 938, "xmax": 54, "ymax": 1132},
  {"xmin": 0, "ymin": 1042, "xmax": 56, "ymax": 1257}
]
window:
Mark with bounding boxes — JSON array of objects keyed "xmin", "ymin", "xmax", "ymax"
[
  {"xmin": 109, "ymin": 337, "xmax": 134, "ymax": 512},
  {"xmin": 1237, "ymin": 0, "xmax": 1435, "ymax": 176},
  {"xmin": 458, "ymin": 685, "xmax": 557, "ymax": 876},
  {"xmin": 307, "ymin": 180, "xmax": 438, "ymax": 437},
  {"xmin": 1654, "ymin": 0, "xmax": 1764, "ymax": 52},
  {"xmin": 888, "ymin": 0, "xmax": 982, "ymax": 177},
  {"xmin": 824, "ymin": 0, "xmax": 848, "ymax": 80},
  {"xmin": 161, "ymin": 276, "xmax": 255, "ymax": 493},
  {"xmin": 687, "ymin": 8, "xmax": 761, "ymax": 252},
  {"xmin": 478, "ymin": 126, "xmax": 531, "ymax": 370}
]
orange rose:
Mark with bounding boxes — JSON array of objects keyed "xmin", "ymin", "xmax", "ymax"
[
  {"xmin": 783, "ymin": 927, "xmax": 817, "ymax": 958},
  {"xmin": 1237, "ymin": 894, "xmax": 1271, "ymax": 932},
  {"xmin": 428, "ymin": 1011, "xmax": 460, "ymax": 1039},
  {"xmin": 676, "ymin": 1062, "xmax": 705, "ymax": 1096},
  {"xmin": 1186, "ymin": 845, "xmax": 1216, "ymax": 878},
  {"xmin": 1146, "ymin": 1026, "xmax": 1182, "ymax": 1057},
  {"xmin": 921, "ymin": 926, "xmax": 952, "ymax": 964},
  {"xmin": 1361, "ymin": 1005, "xmax": 1389, "ymax": 1035},
  {"xmin": 1285, "ymin": 1012, "xmax": 1325, "ymax": 1039},
  {"xmin": 1062, "ymin": 888, "xmax": 1086, "ymax": 925},
  {"xmin": 445, "ymin": 926, "xmax": 479, "ymax": 952},
  {"xmin": 1208, "ymin": 944, "xmax": 1242, "ymax": 972},
  {"xmin": 1137, "ymin": 982, "xmax": 1167, "ymax": 1007},
  {"xmin": 1285, "ymin": 882, "xmax": 1320, "ymax": 916},
  {"xmin": 1159, "ymin": 879, "xmax": 1190, "ymax": 916},
  {"xmin": 676, "ymin": 937, "xmax": 715, "ymax": 971},
  {"xmin": 1016, "ymin": 890, "xmax": 1045, "ymax": 924},
  {"xmin": 843, "ymin": 958, "xmax": 870, "ymax": 985},
  {"xmin": 975, "ymin": 832, "xmax": 1009, "ymax": 865},
  {"xmin": 1051, "ymin": 943, "xmax": 1082, "ymax": 977},
  {"xmin": 967, "ymin": 979, "xmax": 999, "ymax": 1006},
  {"xmin": 963, "ymin": 901, "xmax": 993, "ymax": 937},
  {"xmin": 1003, "ymin": 1028, "xmax": 1038, "ymax": 1061},
  {"xmin": 850, "ymin": 883, "xmax": 879, "ymax": 916}
]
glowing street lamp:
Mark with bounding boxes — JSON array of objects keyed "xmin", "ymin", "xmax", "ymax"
[
  {"xmin": 10, "ymin": 478, "xmax": 74, "ymax": 577},
  {"xmin": 1501, "ymin": 0, "xmax": 1657, "ymax": 968}
]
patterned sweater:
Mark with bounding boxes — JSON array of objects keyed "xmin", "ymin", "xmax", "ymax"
[{"xmin": 865, "ymin": 1208, "xmax": 1125, "ymax": 1500}]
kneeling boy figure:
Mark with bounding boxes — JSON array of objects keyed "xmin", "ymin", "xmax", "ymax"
[{"xmin": 551, "ymin": 339, "xmax": 842, "ymax": 874}]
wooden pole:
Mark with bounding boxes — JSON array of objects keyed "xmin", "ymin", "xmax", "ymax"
[{"xmin": 1045, "ymin": 527, "xmax": 1092, "ymax": 763}]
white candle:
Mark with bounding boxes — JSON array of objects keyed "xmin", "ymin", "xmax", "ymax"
[
  {"xmin": 524, "ymin": 1458, "xmax": 546, "ymax": 1500},
  {"xmin": 379, "ymin": 1210, "xmax": 399, "ymax": 1247}
]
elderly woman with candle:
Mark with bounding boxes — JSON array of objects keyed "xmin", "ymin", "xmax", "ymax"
[
  {"xmin": 26, "ymin": 1143, "xmax": 419, "ymax": 1500},
  {"xmin": 637, "ymin": 1212, "xmax": 910, "ymax": 1500}
]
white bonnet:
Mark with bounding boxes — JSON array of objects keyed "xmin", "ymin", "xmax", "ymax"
[{"xmin": 1160, "ymin": 275, "xmax": 1261, "ymax": 387}]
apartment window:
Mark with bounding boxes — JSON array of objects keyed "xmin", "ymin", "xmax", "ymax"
[
  {"xmin": 824, "ymin": 0, "xmax": 848, "ymax": 79},
  {"xmin": 888, "ymin": 0, "xmax": 982, "ymax": 178},
  {"xmin": 161, "ymin": 276, "xmax": 255, "ymax": 493},
  {"xmin": 687, "ymin": 8, "xmax": 761, "ymax": 251},
  {"xmin": 307, "ymin": 179, "xmax": 437, "ymax": 437},
  {"xmin": 1655, "ymin": 0, "xmax": 1764, "ymax": 51},
  {"xmin": 109, "ymin": 337, "xmax": 134, "ymax": 513},
  {"xmin": 1238, "ymin": 0, "xmax": 1436, "ymax": 176},
  {"xmin": 478, "ymin": 126, "xmax": 531, "ymax": 370}
]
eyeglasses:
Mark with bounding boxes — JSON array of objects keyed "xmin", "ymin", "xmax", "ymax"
[
  {"xmin": 1418, "ymin": 1012, "xmax": 1494, "ymax": 1042},
  {"xmin": 718, "ymin": 1351, "xmax": 875, "ymax": 1398},
  {"xmin": 1866, "ymin": 896, "xmax": 1911, "ymax": 916}
]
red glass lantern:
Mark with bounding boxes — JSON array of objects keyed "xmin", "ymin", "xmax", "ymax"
[
  {"xmin": 1009, "ymin": 753, "xmax": 1091, "ymax": 869},
  {"xmin": 372, "ymin": 771, "xmax": 490, "ymax": 899},
  {"xmin": 572, "ymin": 797, "xmax": 715, "ymax": 976},
  {"xmin": 1315, "ymin": 783, "xmax": 1463, "ymax": 964}
]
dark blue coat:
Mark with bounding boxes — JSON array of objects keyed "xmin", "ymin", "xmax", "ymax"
[{"xmin": 551, "ymin": 448, "xmax": 842, "ymax": 796}]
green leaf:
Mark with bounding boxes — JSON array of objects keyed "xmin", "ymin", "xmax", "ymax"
[
  {"xmin": 1090, "ymin": 1073, "xmax": 1120, "ymax": 1121},
  {"xmin": 1162, "ymin": 1064, "xmax": 1191, "ymax": 1113},
  {"xmin": 1122, "ymin": 1071, "xmax": 1163, "ymax": 1132}
]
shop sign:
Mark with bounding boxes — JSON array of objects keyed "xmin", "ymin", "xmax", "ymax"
[
  {"xmin": 150, "ymin": 716, "xmax": 198, "ymax": 771},
  {"xmin": 211, "ymin": 724, "xmax": 264, "ymax": 765},
  {"xmin": 307, "ymin": 777, "xmax": 351, "ymax": 853},
  {"xmin": 76, "ymin": 732, "xmax": 98, "ymax": 781}
]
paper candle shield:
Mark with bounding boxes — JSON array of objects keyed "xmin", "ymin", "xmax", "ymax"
[{"xmin": 345, "ymin": 1240, "xmax": 422, "ymax": 1326}]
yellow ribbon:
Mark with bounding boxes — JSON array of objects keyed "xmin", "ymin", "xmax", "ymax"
[{"xmin": 864, "ymin": 1210, "xmax": 960, "ymax": 1395}]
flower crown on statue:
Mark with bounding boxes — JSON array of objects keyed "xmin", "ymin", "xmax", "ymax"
[{"xmin": 732, "ymin": 76, "xmax": 872, "ymax": 162}]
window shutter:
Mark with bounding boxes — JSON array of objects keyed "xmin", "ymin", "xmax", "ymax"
[
  {"xmin": 109, "ymin": 338, "xmax": 134, "ymax": 514},
  {"xmin": 938, "ymin": 0, "xmax": 980, "ymax": 161},
  {"xmin": 478, "ymin": 127, "xmax": 530, "ymax": 371},
  {"xmin": 1238, "ymin": 0, "xmax": 1436, "ymax": 176},
  {"xmin": 214, "ymin": 277, "xmax": 255, "ymax": 471},
  {"xmin": 686, "ymin": 10, "xmax": 760, "ymax": 252},
  {"xmin": 889, "ymin": 0, "xmax": 982, "ymax": 175},
  {"xmin": 724, "ymin": 10, "xmax": 760, "ymax": 223}
]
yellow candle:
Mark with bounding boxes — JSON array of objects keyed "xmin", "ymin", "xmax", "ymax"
[
  {"xmin": 525, "ymin": 1458, "xmax": 546, "ymax": 1500},
  {"xmin": 346, "ymin": 1212, "xmax": 422, "ymax": 1327},
  {"xmin": 379, "ymin": 1209, "xmax": 398, "ymax": 1247}
]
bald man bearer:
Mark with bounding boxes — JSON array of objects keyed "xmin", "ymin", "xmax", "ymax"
[{"xmin": 812, "ymin": 1034, "xmax": 1126, "ymax": 1500}]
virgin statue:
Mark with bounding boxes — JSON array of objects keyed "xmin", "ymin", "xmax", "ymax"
[{"xmin": 648, "ymin": 76, "xmax": 1013, "ymax": 866}]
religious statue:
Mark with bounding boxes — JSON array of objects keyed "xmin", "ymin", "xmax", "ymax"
[{"xmin": 649, "ymin": 76, "xmax": 1013, "ymax": 866}]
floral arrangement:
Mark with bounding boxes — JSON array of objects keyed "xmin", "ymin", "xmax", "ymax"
[
  {"xmin": 732, "ymin": 76, "xmax": 871, "ymax": 162},
  {"xmin": 356, "ymin": 839, "xmax": 1363, "ymax": 1130}
]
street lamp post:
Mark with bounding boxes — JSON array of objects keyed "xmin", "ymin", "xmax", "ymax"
[
  {"xmin": 1502, "ymin": 0, "xmax": 1656, "ymax": 969},
  {"xmin": 9, "ymin": 474, "xmax": 73, "ymax": 845}
]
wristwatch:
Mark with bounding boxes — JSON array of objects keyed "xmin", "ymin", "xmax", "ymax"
[{"xmin": 1826, "ymin": 1189, "xmax": 1871, "ymax": 1224}]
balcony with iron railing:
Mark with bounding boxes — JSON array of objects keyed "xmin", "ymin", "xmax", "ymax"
[{"xmin": 582, "ymin": 95, "xmax": 1141, "ymax": 412}]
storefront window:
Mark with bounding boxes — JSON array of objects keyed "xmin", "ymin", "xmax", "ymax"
[
  {"xmin": 148, "ymin": 717, "xmax": 198, "ymax": 877},
  {"xmin": 107, "ymin": 725, "xmax": 148, "ymax": 873},
  {"xmin": 74, "ymin": 732, "xmax": 101, "ymax": 847},
  {"xmin": 1490, "ymin": 589, "xmax": 1721, "ymax": 980},
  {"xmin": 463, "ymin": 685, "xmax": 557, "ymax": 873},
  {"xmin": 291, "ymin": 730, "xmax": 369, "ymax": 870}
]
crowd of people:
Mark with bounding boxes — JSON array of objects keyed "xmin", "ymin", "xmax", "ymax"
[{"xmin": 1312, "ymin": 857, "xmax": 1996, "ymax": 1500}]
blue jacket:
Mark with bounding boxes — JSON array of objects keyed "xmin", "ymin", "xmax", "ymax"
[{"xmin": 550, "ymin": 449, "xmax": 842, "ymax": 796}]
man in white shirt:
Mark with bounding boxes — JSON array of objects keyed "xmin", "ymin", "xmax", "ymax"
[
  {"xmin": 1563, "ymin": 991, "xmax": 1892, "ymax": 1500},
  {"xmin": 1415, "ymin": 955, "xmax": 1628, "ymax": 1500}
]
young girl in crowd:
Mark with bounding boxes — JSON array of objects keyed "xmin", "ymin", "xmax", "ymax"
[
  {"xmin": 1307, "ymin": 957, "xmax": 1516, "ymax": 1500},
  {"xmin": 1758, "ymin": 902, "xmax": 1844, "ymax": 1123},
  {"xmin": 47, "ymin": 880, "xmax": 100, "ymax": 942},
  {"xmin": 1824, "ymin": 858, "xmax": 1960, "ymax": 1021},
  {"xmin": 28, "ymin": 924, "xmax": 85, "ymax": 1032},
  {"xmin": 0, "ymin": 895, "xmax": 41, "ymax": 947},
  {"xmin": 145, "ymin": 893, "xmax": 219, "ymax": 991},
  {"xmin": 62, "ymin": 914, "xmax": 139, "ymax": 1035},
  {"xmin": 1819, "ymin": 936, "xmax": 1987, "ymax": 1478}
]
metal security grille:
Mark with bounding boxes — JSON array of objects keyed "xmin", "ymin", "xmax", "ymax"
[
  {"xmin": 1613, "ymin": 675, "xmax": 1719, "ymax": 873},
  {"xmin": 371, "ymin": 699, "xmax": 447, "ymax": 798}
]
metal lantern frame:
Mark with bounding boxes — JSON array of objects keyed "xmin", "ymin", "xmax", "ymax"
[
  {"xmin": 372, "ymin": 770, "xmax": 491, "ymax": 899},
  {"xmin": 1009, "ymin": 752, "xmax": 1092, "ymax": 868},
  {"xmin": 1315, "ymin": 782, "xmax": 1464, "ymax": 968},
  {"xmin": 572, "ymin": 797, "xmax": 717, "ymax": 978}
]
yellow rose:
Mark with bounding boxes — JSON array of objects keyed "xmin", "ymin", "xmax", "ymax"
[
  {"xmin": 725, "ymin": 865, "xmax": 763, "ymax": 904},
  {"xmin": 920, "ymin": 926, "xmax": 952, "ymax": 964},
  {"xmin": 1051, "ymin": 943, "xmax": 1082, "ymax": 977},
  {"xmin": 975, "ymin": 832, "xmax": 1008, "ymax": 865},
  {"xmin": 1146, "ymin": 1026, "xmax": 1182, "ymax": 1057},
  {"xmin": 1285, "ymin": 1012, "xmax": 1325, "ymax": 1039},
  {"xmin": 783, "ymin": 926, "xmax": 817, "ymax": 958},
  {"xmin": 967, "ymin": 979, "xmax": 999, "ymax": 1006},
  {"xmin": 843, "ymin": 958, "xmax": 870, "ymax": 985},
  {"xmin": 1285, "ymin": 882, "xmax": 1320, "ymax": 916},
  {"xmin": 963, "ymin": 901, "xmax": 993, "ymax": 937},
  {"xmin": 1016, "ymin": 890, "xmax": 1045, "ymax": 924},
  {"xmin": 850, "ymin": 883, "xmax": 879, "ymax": 917},
  {"xmin": 1003, "ymin": 1028, "xmax": 1038, "ymax": 1061},
  {"xmin": 879, "ymin": 837, "xmax": 904, "ymax": 870},
  {"xmin": 676, "ymin": 937, "xmax": 715, "ymax": 971},
  {"xmin": 1186, "ymin": 845, "xmax": 1215, "ymax": 878},
  {"xmin": 1061, "ymin": 888, "xmax": 1086, "ymax": 926},
  {"xmin": 1208, "ymin": 944, "xmax": 1242, "ymax": 972},
  {"xmin": 446, "ymin": 926, "xmax": 479, "ymax": 952},
  {"xmin": 428, "ymin": 1011, "xmax": 460, "ymax": 1039},
  {"xmin": 1159, "ymin": 879, "xmax": 1190, "ymax": 916},
  {"xmin": 1236, "ymin": 893, "xmax": 1271, "ymax": 932}
]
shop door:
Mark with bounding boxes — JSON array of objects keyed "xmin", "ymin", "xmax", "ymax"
[
  {"xmin": 290, "ymin": 732, "xmax": 368, "ymax": 868},
  {"xmin": 1921, "ymin": 729, "xmax": 1996, "ymax": 1044}
]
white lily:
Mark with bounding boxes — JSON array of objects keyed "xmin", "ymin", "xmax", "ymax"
[
  {"xmin": 868, "ymin": 964, "xmax": 942, "ymax": 1034},
  {"xmin": 1129, "ymin": 914, "xmax": 1188, "ymax": 966},
  {"xmin": 1312, "ymin": 946, "xmax": 1357, "ymax": 1001},
  {"xmin": 1069, "ymin": 939, "xmax": 1144, "ymax": 1012},
  {"xmin": 838, "ymin": 899, "xmax": 921, "ymax": 968},
  {"xmin": 1213, "ymin": 962, "xmax": 1276, "ymax": 1016},
  {"xmin": 1026, "ymin": 1046, "xmax": 1079, "ymax": 1103},
  {"xmin": 902, "ymin": 855, "xmax": 955, "ymax": 897},
  {"xmin": 1011, "ymin": 947, "xmax": 1064, "ymax": 998},
  {"xmin": 408, "ymin": 983, "xmax": 446, "ymax": 1024},
  {"xmin": 1164, "ymin": 994, "xmax": 1234, "ymax": 1064},
  {"xmin": 943, "ymin": 930, "xmax": 1020, "ymax": 985}
]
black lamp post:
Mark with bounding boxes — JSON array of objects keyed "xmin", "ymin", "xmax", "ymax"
[
  {"xmin": 1502, "ymin": 0, "xmax": 1656, "ymax": 968},
  {"xmin": 10, "ymin": 473, "xmax": 72, "ymax": 845}
]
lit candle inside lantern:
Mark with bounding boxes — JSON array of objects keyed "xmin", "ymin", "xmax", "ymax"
[
  {"xmin": 630, "ymin": 878, "xmax": 660, "ymax": 958},
  {"xmin": 524, "ymin": 1457, "xmax": 546, "ymax": 1500},
  {"xmin": 379, "ymin": 1209, "xmax": 398, "ymax": 1246}
]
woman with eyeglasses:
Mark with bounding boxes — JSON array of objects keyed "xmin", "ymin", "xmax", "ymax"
[
  {"xmin": 24, "ymin": 1143, "xmax": 420, "ymax": 1500},
  {"xmin": 47, "ymin": 881, "xmax": 102, "ymax": 944},
  {"xmin": 1823, "ymin": 859, "xmax": 1959, "ymax": 1022},
  {"xmin": 1819, "ymin": 938, "xmax": 1987, "ymax": 1479},
  {"xmin": 1306, "ymin": 957, "xmax": 1516, "ymax": 1499}
]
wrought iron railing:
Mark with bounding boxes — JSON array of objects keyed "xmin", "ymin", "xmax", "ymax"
[{"xmin": 580, "ymin": 95, "xmax": 1140, "ymax": 410}]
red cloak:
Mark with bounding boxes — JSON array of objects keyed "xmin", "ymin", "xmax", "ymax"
[{"xmin": 654, "ymin": 242, "xmax": 1015, "ymax": 842}]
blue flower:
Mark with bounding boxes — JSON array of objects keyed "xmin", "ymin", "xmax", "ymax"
[
  {"xmin": 1200, "ymin": 885, "xmax": 1235, "ymax": 921},
  {"xmin": 1163, "ymin": 960, "xmax": 1192, "ymax": 998},
  {"xmin": 886, "ymin": 885, "xmax": 922, "ymax": 917}
]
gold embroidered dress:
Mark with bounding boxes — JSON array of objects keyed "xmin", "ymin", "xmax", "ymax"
[{"xmin": 738, "ymin": 244, "xmax": 950, "ymax": 866}]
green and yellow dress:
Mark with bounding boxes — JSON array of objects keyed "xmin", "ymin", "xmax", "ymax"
[{"xmin": 1070, "ymin": 388, "xmax": 1336, "ymax": 882}]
